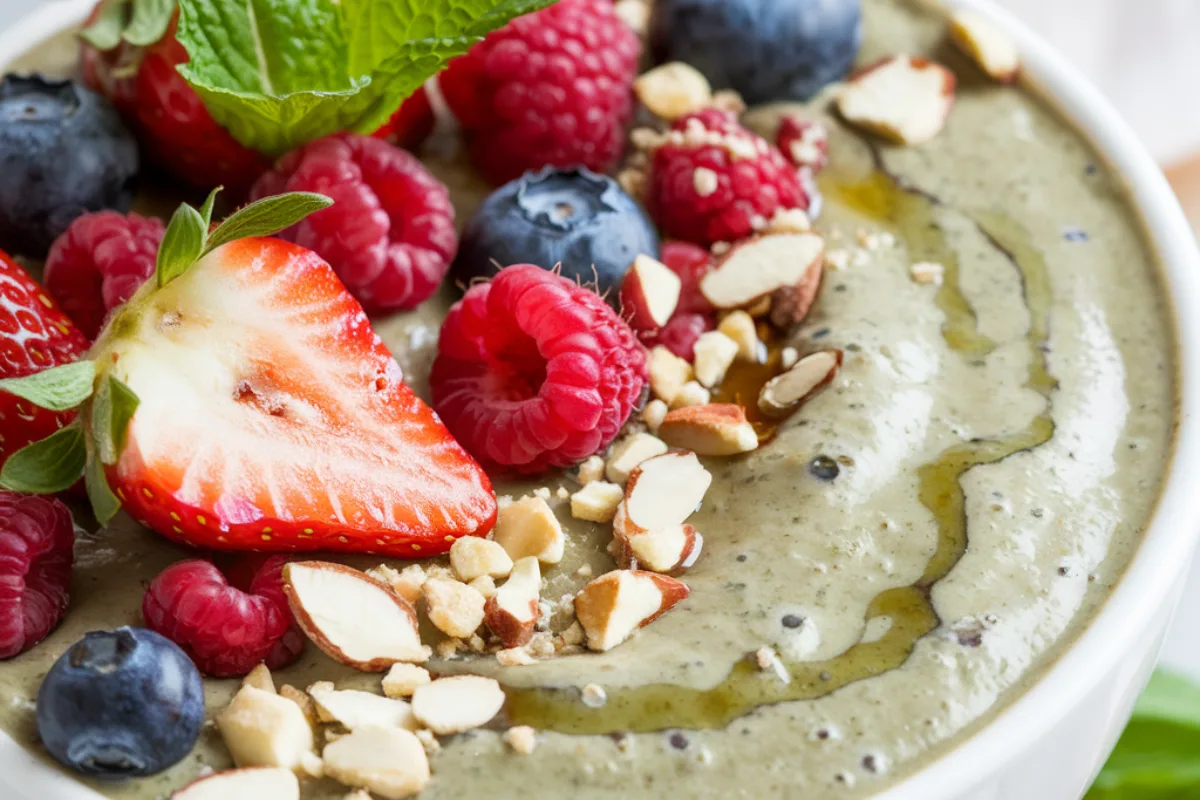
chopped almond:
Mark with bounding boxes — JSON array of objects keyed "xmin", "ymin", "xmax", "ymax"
[
  {"xmin": 669, "ymin": 380, "xmax": 712, "ymax": 409},
  {"xmin": 570, "ymin": 481, "xmax": 625, "ymax": 523},
  {"xmin": 574, "ymin": 570, "xmax": 690, "ymax": 652},
  {"xmin": 658, "ymin": 404, "xmax": 759, "ymax": 455},
  {"xmin": 619, "ymin": 451, "xmax": 712, "ymax": 533},
  {"xmin": 621, "ymin": 254, "xmax": 682, "ymax": 330},
  {"xmin": 171, "ymin": 768, "xmax": 299, "ymax": 800},
  {"xmin": 217, "ymin": 685, "xmax": 315, "ymax": 772},
  {"xmin": 284, "ymin": 562, "xmax": 429, "ymax": 671},
  {"xmin": 949, "ymin": 9, "xmax": 1019, "ymax": 82},
  {"xmin": 613, "ymin": 0, "xmax": 650, "ymax": 35},
  {"xmin": 615, "ymin": 522, "xmax": 704, "ymax": 575},
  {"xmin": 758, "ymin": 350, "xmax": 842, "ymax": 417},
  {"xmin": 910, "ymin": 260, "xmax": 944, "ymax": 285},
  {"xmin": 422, "ymin": 578, "xmax": 486, "ymax": 639},
  {"xmin": 606, "ymin": 432, "xmax": 669, "ymax": 485},
  {"xmin": 718, "ymin": 311, "xmax": 761, "ymax": 361},
  {"xmin": 634, "ymin": 62, "xmax": 713, "ymax": 121},
  {"xmin": 307, "ymin": 683, "xmax": 417, "ymax": 731},
  {"xmin": 279, "ymin": 685, "xmax": 319, "ymax": 729},
  {"xmin": 468, "ymin": 574, "xmax": 497, "ymax": 598},
  {"xmin": 693, "ymin": 331, "xmax": 739, "ymax": 387},
  {"xmin": 322, "ymin": 726, "xmax": 430, "ymax": 800},
  {"xmin": 449, "ymin": 537, "xmax": 514, "ymax": 582},
  {"xmin": 503, "ymin": 725, "xmax": 538, "ymax": 755},
  {"xmin": 648, "ymin": 346, "xmax": 693, "ymax": 404},
  {"xmin": 642, "ymin": 399, "xmax": 668, "ymax": 432},
  {"xmin": 838, "ymin": 55, "xmax": 956, "ymax": 145},
  {"xmin": 496, "ymin": 647, "xmax": 537, "ymax": 666},
  {"xmin": 485, "ymin": 556, "xmax": 541, "ymax": 648},
  {"xmin": 575, "ymin": 454, "xmax": 606, "ymax": 485},
  {"xmin": 382, "ymin": 664, "xmax": 432, "ymax": 699},
  {"xmin": 410, "ymin": 675, "xmax": 506, "ymax": 735},
  {"xmin": 493, "ymin": 495, "xmax": 566, "ymax": 564},
  {"xmin": 700, "ymin": 234, "xmax": 825, "ymax": 315},
  {"xmin": 242, "ymin": 663, "xmax": 275, "ymax": 694}
]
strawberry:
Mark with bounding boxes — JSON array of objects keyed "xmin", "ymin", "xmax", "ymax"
[
  {"xmin": 0, "ymin": 251, "xmax": 89, "ymax": 470},
  {"xmin": 0, "ymin": 192, "xmax": 497, "ymax": 557}
]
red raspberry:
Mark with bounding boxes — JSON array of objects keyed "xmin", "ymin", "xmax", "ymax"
[
  {"xmin": 431, "ymin": 265, "xmax": 647, "ymax": 474},
  {"xmin": 374, "ymin": 87, "xmax": 437, "ymax": 152},
  {"xmin": 0, "ymin": 492, "xmax": 74, "ymax": 659},
  {"xmin": 643, "ymin": 312, "xmax": 714, "ymax": 362},
  {"xmin": 438, "ymin": 0, "xmax": 641, "ymax": 185},
  {"xmin": 776, "ymin": 114, "xmax": 829, "ymax": 173},
  {"xmin": 43, "ymin": 212, "xmax": 165, "ymax": 339},
  {"xmin": 643, "ymin": 109, "xmax": 811, "ymax": 246},
  {"xmin": 250, "ymin": 133, "xmax": 458, "ymax": 315},
  {"xmin": 660, "ymin": 240, "xmax": 715, "ymax": 316},
  {"xmin": 142, "ymin": 556, "xmax": 303, "ymax": 678}
]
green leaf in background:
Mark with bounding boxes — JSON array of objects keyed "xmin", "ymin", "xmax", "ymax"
[
  {"xmin": 174, "ymin": 0, "xmax": 558, "ymax": 156},
  {"xmin": 0, "ymin": 425, "xmax": 87, "ymax": 494},
  {"xmin": 156, "ymin": 201, "xmax": 208, "ymax": 287},
  {"xmin": 122, "ymin": 0, "xmax": 177, "ymax": 46},
  {"xmin": 0, "ymin": 360, "xmax": 96, "ymax": 412},
  {"xmin": 78, "ymin": 0, "xmax": 127, "ymax": 50},
  {"xmin": 204, "ymin": 192, "xmax": 334, "ymax": 252},
  {"xmin": 1087, "ymin": 670, "xmax": 1200, "ymax": 799}
]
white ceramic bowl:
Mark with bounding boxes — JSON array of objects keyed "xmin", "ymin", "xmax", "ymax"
[{"xmin": 2, "ymin": 1, "xmax": 1199, "ymax": 798}]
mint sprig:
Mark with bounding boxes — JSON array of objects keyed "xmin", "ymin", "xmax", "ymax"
[{"xmin": 174, "ymin": 0, "xmax": 558, "ymax": 155}]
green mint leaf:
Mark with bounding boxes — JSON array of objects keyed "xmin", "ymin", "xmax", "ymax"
[
  {"xmin": 198, "ymin": 185, "xmax": 223, "ymax": 230},
  {"xmin": 85, "ymin": 454, "xmax": 123, "ymax": 524},
  {"xmin": 174, "ymin": 0, "xmax": 556, "ymax": 155},
  {"xmin": 0, "ymin": 424, "xmax": 87, "ymax": 494},
  {"xmin": 205, "ymin": 192, "xmax": 333, "ymax": 252},
  {"xmin": 123, "ymin": 0, "xmax": 177, "ymax": 46},
  {"xmin": 0, "ymin": 360, "xmax": 96, "ymax": 412},
  {"xmin": 157, "ymin": 201, "xmax": 208, "ymax": 287},
  {"xmin": 79, "ymin": 0, "xmax": 129, "ymax": 50}
]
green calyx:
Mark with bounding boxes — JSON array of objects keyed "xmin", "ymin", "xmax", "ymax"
[
  {"xmin": 0, "ymin": 190, "xmax": 331, "ymax": 521},
  {"xmin": 79, "ymin": 0, "xmax": 177, "ymax": 51}
]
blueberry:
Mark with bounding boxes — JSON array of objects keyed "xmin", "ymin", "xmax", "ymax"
[
  {"xmin": 36, "ymin": 627, "xmax": 204, "ymax": 780},
  {"xmin": 651, "ymin": 0, "xmax": 862, "ymax": 104},
  {"xmin": 454, "ymin": 167, "xmax": 659, "ymax": 298},
  {"xmin": 0, "ymin": 74, "xmax": 138, "ymax": 258}
]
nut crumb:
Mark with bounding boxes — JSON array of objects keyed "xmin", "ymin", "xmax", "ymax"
[
  {"xmin": 642, "ymin": 399, "xmax": 669, "ymax": 432},
  {"xmin": 693, "ymin": 167, "xmax": 719, "ymax": 197},
  {"xmin": 503, "ymin": 725, "xmax": 538, "ymax": 755},
  {"xmin": 575, "ymin": 455, "xmax": 606, "ymax": 485},
  {"xmin": 780, "ymin": 347, "xmax": 799, "ymax": 369},
  {"xmin": 910, "ymin": 261, "xmax": 945, "ymax": 285},
  {"xmin": 581, "ymin": 683, "xmax": 608, "ymax": 708},
  {"xmin": 415, "ymin": 728, "xmax": 441, "ymax": 755},
  {"xmin": 497, "ymin": 647, "xmax": 537, "ymax": 667},
  {"xmin": 755, "ymin": 646, "xmax": 791, "ymax": 684},
  {"xmin": 575, "ymin": 564, "xmax": 594, "ymax": 579}
]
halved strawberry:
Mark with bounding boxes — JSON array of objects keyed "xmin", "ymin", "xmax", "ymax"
[{"xmin": 89, "ymin": 236, "xmax": 496, "ymax": 556}]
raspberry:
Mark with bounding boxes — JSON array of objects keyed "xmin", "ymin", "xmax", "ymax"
[
  {"xmin": 250, "ymin": 133, "xmax": 458, "ymax": 315},
  {"xmin": 776, "ymin": 114, "xmax": 829, "ymax": 173},
  {"xmin": 431, "ymin": 265, "xmax": 648, "ymax": 474},
  {"xmin": 142, "ymin": 556, "xmax": 303, "ymax": 677},
  {"xmin": 643, "ymin": 312, "xmax": 714, "ymax": 361},
  {"xmin": 660, "ymin": 240, "xmax": 714, "ymax": 315},
  {"xmin": 439, "ymin": 0, "xmax": 641, "ymax": 185},
  {"xmin": 373, "ymin": 87, "xmax": 436, "ymax": 152},
  {"xmin": 43, "ymin": 211, "xmax": 165, "ymax": 339},
  {"xmin": 641, "ymin": 109, "xmax": 811, "ymax": 246},
  {"xmin": 0, "ymin": 492, "xmax": 74, "ymax": 659}
]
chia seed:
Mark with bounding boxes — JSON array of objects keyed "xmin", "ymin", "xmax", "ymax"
[
  {"xmin": 782, "ymin": 614, "xmax": 804, "ymax": 629},
  {"xmin": 809, "ymin": 456, "xmax": 840, "ymax": 481},
  {"xmin": 669, "ymin": 732, "xmax": 689, "ymax": 750}
]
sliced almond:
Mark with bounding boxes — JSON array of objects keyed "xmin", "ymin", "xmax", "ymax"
[
  {"xmin": 410, "ymin": 675, "xmax": 506, "ymax": 735},
  {"xmin": 217, "ymin": 685, "xmax": 315, "ymax": 772},
  {"xmin": 484, "ymin": 556, "xmax": 541, "ymax": 648},
  {"xmin": 837, "ymin": 55, "xmax": 956, "ymax": 145},
  {"xmin": 171, "ymin": 768, "xmax": 299, "ymax": 800},
  {"xmin": 605, "ymin": 432, "xmax": 669, "ymax": 485},
  {"xmin": 949, "ymin": 9, "xmax": 1019, "ymax": 83},
  {"xmin": 633, "ymin": 61, "xmax": 713, "ymax": 121},
  {"xmin": 769, "ymin": 249, "xmax": 825, "ymax": 327},
  {"xmin": 382, "ymin": 664, "xmax": 432, "ymax": 699},
  {"xmin": 718, "ymin": 310, "xmax": 761, "ymax": 362},
  {"xmin": 657, "ymin": 404, "xmax": 759, "ymax": 456},
  {"xmin": 700, "ymin": 234, "xmax": 825, "ymax": 314},
  {"xmin": 649, "ymin": 345, "xmax": 693, "ymax": 404},
  {"xmin": 613, "ymin": 518, "xmax": 704, "ymax": 575},
  {"xmin": 284, "ymin": 562, "xmax": 429, "ymax": 671},
  {"xmin": 492, "ymin": 495, "xmax": 565, "ymax": 565},
  {"xmin": 620, "ymin": 254, "xmax": 682, "ymax": 330},
  {"xmin": 693, "ymin": 331, "xmax": 739, "ymax": 388},
  {"xmin": 242, "ymin": 663, "xmax": 275, "ymax": 694},
  {"xmin": 322, "ymin": 725, "xmax": 430, "ymax": 800},
  {"xmin": 449, "ymin": 537, "xmax": 514, "ymax": 582},
  {"xmin": 307, "ymin": 683, "xmax": 417, "ymax": 731},
  {"xmin": 422, "ymin": 578, "xmax": 486, "ymax": 639},
  {"xmin": 574, "ymin": 570, "xmax": 691, "ymax": 652},
  {"xmin": 620, "ymin": 451, "xmax": 712, "ymax": 534},
  {"xmin": 758, "ymin": 350, "xmax": 843, "ymax": 417},
  {"xmin": 570, "ymin": 481, "xmax": 625, "ymax": 523}
]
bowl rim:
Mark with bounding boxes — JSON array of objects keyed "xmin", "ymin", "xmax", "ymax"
[{"xmin": 2, "ymin": 1, "xmax": 1200, "ymax": 799}]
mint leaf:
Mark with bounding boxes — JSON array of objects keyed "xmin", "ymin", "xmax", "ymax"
[
  {"xmin": 85, "ymin": 454, "xmax": 122, "ymax": 524},
  {"xmin": 0, "ymin": 424, "xmax": 87, "ymax": 494},
  {"xmin": 0, "ymin": 360, "xmax": 96, "ymax": 411},
  {"xmin": 157, "ymin": 201, "xmax": 208, "ymax": 287},
  {"xmin": 205, "ymin": 192, "xmax": 334, "ymax": 252},
  {"xmin": 174, "ymin": 0, "xmax": 556, "ymax": 155},
  {"xmin": 79, "ymin": 0, "xmax": 128, "ymax": 50},
  {"xmin": 123, "ymin": 0, "xmax": 176, "ymax": 46}
]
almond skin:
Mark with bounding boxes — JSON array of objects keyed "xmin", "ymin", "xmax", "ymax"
[
  {"xmin": 484, "ymin": 556, "xmax": 541, "ymax": 648},
  {"xmin": 838, "ymin": 56, "xmax": 957, "ymax": 145},
  {"xmin": 657, "ymin": 404, "xmax": 759, "ymax": 456},
  {"xmin": 758, "ymin": 349, "xmax": 843, "ymax": 417},
  {"xmin": 573, "ymin": 570, "xmax": 690, "ymax": 652}
]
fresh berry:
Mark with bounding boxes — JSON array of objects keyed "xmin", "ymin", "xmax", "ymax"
[
  {"xmin": 660, "ymin": 240, "xmax": 714, "ymax": 315},
  {"xmin": 454, "ymin": 167, "xmax": 658, "ymax": 298},
  {"xmin": 91, "ymin": 236, "xmax": 495, "ymax": 556},
  {"xmin": 640, "ymin": 108, "xmax": 810, "ymax": 246},
  {"xmin": 0, "ymin": 74, "xmax": 137, "ymax": 258},
  {"xmin": 650, "ymin": 0, "xmax": 862, "ymax": 104},
  {"xmin": 438, "ymin": 0, "xmax": 641, "ymax": 185},
  {"xmin": 643, "ymin": 312, "xmax": 714, "ymax": 361},
  {"xmin": 776, "ymin": 114, "xmax": 829, "ymax": 173},
  {"xmin": 37, "ymin": 627, "xmax": 204, "ymax": 778},
  {"xmin": 0, "ymin": 492, "xmax": 74, "ymax": 660},
  {"xmin": 0, "ymin": 251, "xmax": 90, "ymax": 469},
  {"xmin": 43, "ymin": 211, "xmax": 165, "ymax": 339},
  {"xmin": 80, "ymin": 6, "xmax": 269, "ymax": 192},
  {"xmin": 431, "ymin": 265, "xmax": 648, "ymax": 474},
  {"xmin": 374, "ymin": 87, "xmax": 437, "ymax": 152},
  {"xmin": 143, "ymin": 557, "xmax": 302, "ymax": 677},
  {"xmin": 250, "ymin": 133, "xmax": 458, "ymax": 314}
]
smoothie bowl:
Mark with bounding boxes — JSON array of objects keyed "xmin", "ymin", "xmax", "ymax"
[{"xmin": 0, "ymin": 0, "xmax": 1197, "ymax": 798}]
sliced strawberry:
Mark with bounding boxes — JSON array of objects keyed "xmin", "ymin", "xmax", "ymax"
[{"xmin": 95, "ymin": 237, "xmax": 496, "ymax": 557}]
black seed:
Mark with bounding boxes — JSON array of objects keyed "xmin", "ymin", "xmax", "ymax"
[
  {"xmin": 862, "ymin": 754, "xmax": 881, "ymax": 773},
  {"xmin": 1058, "ymin": 566, "xmax": 1070, "ymax": 576},
  {"xmin": 782, "ymin": 614, "xmax": 804, "ymax": 629},
  {"xmin": 669, "ymin": 732, "xmax": 689, "ymax": 750},
  {"xmin": 816, "ymin": 728, "xmax": 831, "ymax": 740},
  {"xmin": 1031, "ymin": 508, "xmax": 1044, "ymax": 518},
  {"xmin": 809, "ymin": 456, "xmax": 839, "ymax": 481},
  {"xmin": 736, "ymin": 554, "xmax": 748, "ymax": 563},
  {"xmin": 1063, "ymin": 226, "xmax": 1089, "ymax": 242},
  {"xmin": 811, "ymin": 327, "xmax": 831, "ymax": 339}
]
